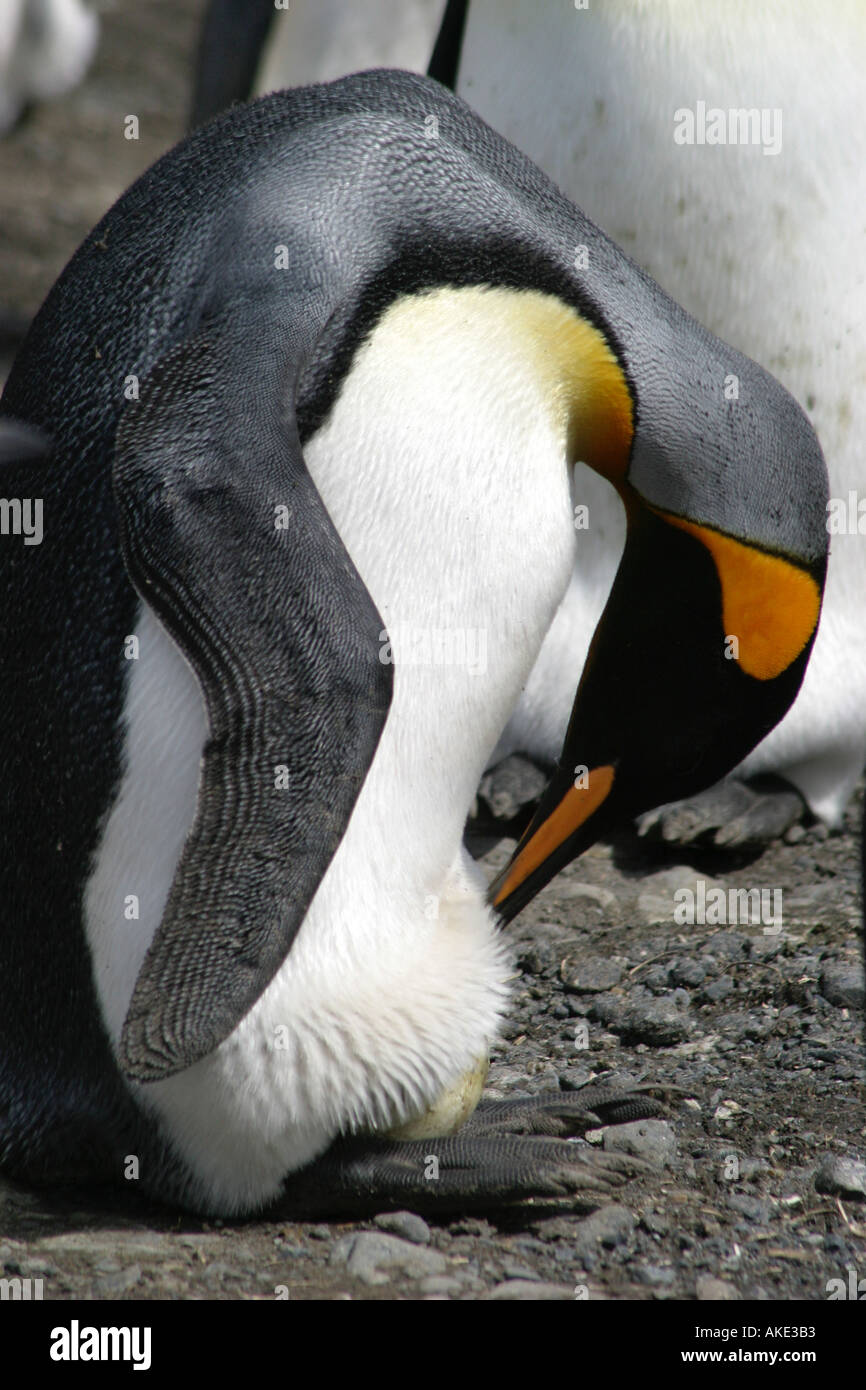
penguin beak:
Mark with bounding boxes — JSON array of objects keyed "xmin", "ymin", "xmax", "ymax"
[
  {"xmin": 488, "ymin": 490, "xmax": 824, "ymax": 925},
  {"xmin": 488, "ymin": 762, "xmax": 618, "ymax": 923}
]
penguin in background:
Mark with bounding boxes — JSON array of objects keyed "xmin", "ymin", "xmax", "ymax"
[
  {"xmin": 0, "ymin": 0, "xmax": 98, "ymax": 134},
  {"xmin": 192, "ymin": 0, "xmax": 865, "ymax": 848},
  {"xmin": 191, "ymin": 0, "xmax": 446, "ymax": 129},
  {"xmin": 0, "ymin": 71, "xmax": 827, "ymax": 1216}
]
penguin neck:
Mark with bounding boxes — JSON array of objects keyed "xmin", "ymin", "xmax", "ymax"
[{"xmin": 301, "ymin": 283, "xmax": 626, "ymax": 889}]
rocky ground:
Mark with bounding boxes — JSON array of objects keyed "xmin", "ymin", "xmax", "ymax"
[
  {"xmin": 1, "ymin": 0, "xmax": 864, "ymax": 1304},
  {"xmin": 0, "ymin": 0, "xmax": 202, "ymax": 355},
  {"xmin": 1, "ymin": 771, "xmax": 864, "ymax": 1301}
]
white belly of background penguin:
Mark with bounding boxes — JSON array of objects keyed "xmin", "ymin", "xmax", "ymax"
[{"xmin": 0, "ymin": 71, "xmax": 827, "ymax": 1215}]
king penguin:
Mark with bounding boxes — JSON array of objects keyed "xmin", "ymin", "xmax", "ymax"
[
  {"xmin": 193, "ymin": 0, "xmax": 864, "ymax": 846},
  {"xmin": 439, "ymin": 0, "xmax": 866, "ymax": 844},
  {"xmin": 0, "ymin": 71, "xmax": 827, "ymax": 1216}
]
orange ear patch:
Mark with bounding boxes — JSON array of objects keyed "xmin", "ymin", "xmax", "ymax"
[
  {"xmin": 492, "ymin": 764, "xmax": 615, "ymax": 908},
  {"xmin": 659, "ymin": 513, "xmax": 822, "ymax": 681}
]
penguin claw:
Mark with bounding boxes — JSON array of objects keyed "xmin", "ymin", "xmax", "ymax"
[
  {"xmin": 636, "ymin": 775, "xmax": 804, "ymax": 848},
  {"xmin": 278, "ymin": 1087, "xmax": 665, "ymax": 1217},
  {"xmin": 461, "ymin": 1082, "xmax": 665, "ymax": 1136}
]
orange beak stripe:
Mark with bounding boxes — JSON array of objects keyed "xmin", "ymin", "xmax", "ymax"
[
  {"xmin": 655, "ymin": 512, "xmax": 822, "ymax": 681},
  {"xmin": 492, "ymin": 764, "xmax": 615, "ymax": 908}
]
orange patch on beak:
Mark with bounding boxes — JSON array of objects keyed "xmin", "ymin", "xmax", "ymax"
[
  {"xmin": 657, "ymin": 513, "xmax": 822, "ymax": 680},
  {"xmin": 492, "ymin": 764, "xmax": 615, "ymax": 909}
]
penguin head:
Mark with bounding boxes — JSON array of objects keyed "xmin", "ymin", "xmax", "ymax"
[
  {"xmin": 176, "ymin": 66, "xmax": 831, "ymax": 932},
  {"xmin": 489, "ymin": 300, "xmax": 827, "ymax": 920}
]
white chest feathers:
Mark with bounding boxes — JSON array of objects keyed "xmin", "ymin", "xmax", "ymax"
[{"xmin": 85, "ymin": 284, "xmax": 605, "ymax": 1212}]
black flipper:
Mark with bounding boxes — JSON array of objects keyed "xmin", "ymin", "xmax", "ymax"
[
  {"xmin": 637, "ymin": 775, "xmax": 805, "ymax": 847},
  {"xmin": 113, "ymin": 330, "xmax": 392, "ymax": 1082}
]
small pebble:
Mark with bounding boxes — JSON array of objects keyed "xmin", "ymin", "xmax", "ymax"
[
  {"xmin": 727, "ymin": 1193, "xmax": 771, "ymax": 1222},
  {"xmin": 696, "ymin": 1275, "xmax": 739, "ymax": 1300},
  {"xmin": 820, "ymin": 963, "xmax": 865, "ymax": 1011},
  {"xmin": 670, "ymin": 959, "xmax": 706, "ymax": 988},
  {"xmin": 96, "ymin": 1265, "xmax": 142, "ymax": 1296},
  {"xmin": 701, "ymin": 976, "xmax": 735, "ymax": 1004},
  {"xmin": 632, "ymin": 1264, "xmax": 675, "ymax": 1288},
  {"xmin": 477, "ymin": 755, "xmax": 547, "ymax": 821},
  {"xmin": 814, "ymin": 1154, "xmax": 866, "ymax": 1201},
  {"xmin": 334, "ymin": 1233, "xmax": 447, "ymax": 1287},
  {"xmin": 572, "ymin": 1206, "xmax": 635, "ymax": 1261},
  {"xmin": 307, "ymin": 1224, "xmax": 332, "ymax": 1240},
  {"xmin": 373, "ymin": 1211, "xmax": 431, "ymax": 1245},
  {"xmin": 559, "ymin": 1067, "xmax": 594, "ymax": 1091},
  {"xmin": 703, "ymin": 932, "xmax": 749, "ymax": 961},
  {"xmin": 500, "ymin": 1261, "xmax": 541, "ymax": 1282},
  {"xmin": 604, "ymin": 1119, "xmax": 677, "ymax": 1169},
  {"xmin": 560, "ymin": 956, "xmax": 623, "ymax": 994},
  {"xmin": 484, "ymin": 1280, "xmax": 574, "ymax": 1300},
  {"xmin": 617, "ymin": 997, "xmax": 691, "ymax": 1046},
  {"xmin": 417, "ymin": 1275, "xmax": 463, "ymax": 1297}
]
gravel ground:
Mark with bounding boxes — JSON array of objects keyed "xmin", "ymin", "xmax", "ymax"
[
  {"xmin": 0, "ymin": 0, "xmax": 202, "ymax": 346},
  {"xmin": 1, "ymin": 778, "xmax": 864, "ymax": 1302},
  {"xmin": 1, "ymin": 0, "xmax": 864, "ymax": 1304}
]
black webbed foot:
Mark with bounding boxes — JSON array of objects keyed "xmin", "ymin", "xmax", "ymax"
[
  {"xmin": 278, "ymin": 1084, "xmax": 666, "ymax": 1218},
  {"xmin": 461, "ymin": 1082, "xmax": 667, "ymax": 1136},
  {"xmin": 637, "ymin": 774, "xmax": 805, "ymax": 848}
]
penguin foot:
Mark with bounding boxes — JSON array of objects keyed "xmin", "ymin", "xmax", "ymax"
[
  {"xmin": 279, "ymin": 1085, "xmax": 664, "ymax": 1217},
  {"xmin": 636, "ymin": 775, "xmax": 805, "ymax": 848},
  {"xmin": 460, "ymin": 1082, "xmax": 667, "ymax": 1135}
]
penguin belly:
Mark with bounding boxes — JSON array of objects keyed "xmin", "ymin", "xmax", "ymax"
[
  {"xmin": 459, "ymin": 0, "xmax": 866, "ymax": 824},
  {"xmin": 84, "ymin": 286, "xmax": 579, "ymax": 1214}
]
